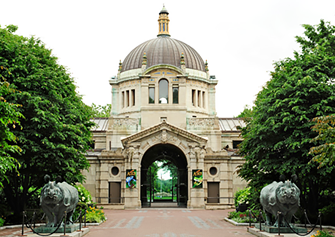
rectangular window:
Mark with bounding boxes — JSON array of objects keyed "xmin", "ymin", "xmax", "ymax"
[
  {"xmin": 90, "ymin": 140, "xmax": 95, "ymax": 149},
  {"xmin": 192, "ymin": 89, "xmax": 196, "ymax": 106},
  {"xmin": 198, "ymin": 90, "xmax": 201, "ymax": 107},
  {"xmin": 121, "ymin": 91, "xmax": 124, "ymax": 108},
  {"xmin": 149, "ymin": 87, "xmax": 155, "ymax": 104},
  {"xmin": 126, "ymin": 90, "xmax": 129, "ymax": 107},
  {"xmin": 173, "ymin": 86, "xmax": 179, "ymax": 104},
  {"xmin": 202, "ymin": 91, "xmax": 205, "ymax": 108},
  {"xmin": 131, "ymin": 89, "xmax": 135, "ymax": 106},
  {"xmin": 233, "ymin": 140, "xmax": 242, "ymax": 149}
]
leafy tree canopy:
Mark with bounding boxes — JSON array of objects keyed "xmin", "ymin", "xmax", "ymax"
[
  {"xmin": 237, "ymin": 105, "xmax": 253, "ymax": 117},
  {"xmin": 90, "ymin": 103, "xmax": 111, "ymax": 118},
  {"xmin": 0, "ymin": 25, "xmax": 94, "ymax": 217},
  {"xmin": 0, "ymin": 71, "xmax": 23, "ymax": 185},
  {"xmin": 309, "ymin": 115, "xmax": 335, "ymax": 168},
  {"xmin": 238, "ymin": 20, "xmax": 335, "ymax": 214},
  {"xmin": 237, "ymin": 105, "xmax": 253, "ymax": 123}
]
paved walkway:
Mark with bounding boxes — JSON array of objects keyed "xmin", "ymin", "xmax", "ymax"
[
  {"xmin": 0, "ymin": 208, "xmax": 326, "ymax": 237},
  {"xmin": 85, "ymin": 208, "xmax": 253, "ymax": 237}
]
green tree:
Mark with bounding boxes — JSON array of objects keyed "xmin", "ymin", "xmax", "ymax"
[
  {"xmin": 0, "ymin": 71, "xmax": 23, "ymax": 185},
  {"xmin": 90, "ymin": 103, "xmax": 111, "ymax": 118},
  {"xmin": 238, "ymin": 20, "xmax": 335, "ymax": 216},
  {"xmin": 237, "ymin": 105, "xmax": 253, "ymax": 119},
  {"xmin": 0, "ymin": 25, "xmax": 94, "ymax": 218},
  {"xmin": 309, "ymin": 114, "xmax": 335, "ymax": 168}
]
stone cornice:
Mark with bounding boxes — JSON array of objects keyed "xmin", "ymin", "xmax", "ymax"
[
  {"xmin": 121, "ymin": 120, "xmax": 207, "ymax": 146},
  {"xmin": 144, "ymin": 64, "xmax": 184, "ymax": 75}
]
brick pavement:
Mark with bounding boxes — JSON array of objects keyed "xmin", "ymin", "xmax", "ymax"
[
  {"xmin": 0, "ymin": 226, "xmax": 30, "ymax": 237},
  {"xmin": 85, "ymin": 208, "xmax": 253, "ymax": 237},
  {"xmin": 2, "ymin": 208, "xmax": 324, "ymax": 237}
]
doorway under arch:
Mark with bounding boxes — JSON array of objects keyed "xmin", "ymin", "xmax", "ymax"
[{"xmin": 141, "ymin": 144, "xmax": 188, "ymax": 208}]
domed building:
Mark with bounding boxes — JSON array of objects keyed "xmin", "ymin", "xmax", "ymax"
[{"xmin": 84, "ymin": 6, "xmax": 246, "ymax": 209}]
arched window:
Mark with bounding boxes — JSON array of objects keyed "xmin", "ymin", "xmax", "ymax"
[{"xmin": 159, "ymin": 79, "xmax": 168, "ymax": 103}]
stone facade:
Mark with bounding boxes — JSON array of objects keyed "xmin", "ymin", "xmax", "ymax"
[{"xmin": 82, "ymin": 7, "xmax": 247, "ymax": 209}]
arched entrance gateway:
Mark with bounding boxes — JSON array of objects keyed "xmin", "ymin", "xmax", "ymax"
[
  {"xmin": 140, "ymin": 144, "xmax": 188, "ymax": 207},
  {"xmin": 120, "ymin": 120, "xmax": 208, "ymax": 209},
  {"xmin": 83, "ymin": 6, "xmax": 248, "ymax": 210}
]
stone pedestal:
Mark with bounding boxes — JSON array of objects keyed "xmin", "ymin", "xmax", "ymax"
[
  {"xmin": 255, "ymin": 223, "xmax": 307, "ymax": 234},
  {"xmin": 34, "ymin": 224, "xmax": 80, "ymax": 233}
]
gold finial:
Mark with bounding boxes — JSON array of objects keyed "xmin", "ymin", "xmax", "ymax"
[
  {"xmin": 118, "ymin": 60, "xmax": 122, "ymax": 72},
  {"xmin": 158, "ymin": 5, "xmax": 170, "ymax": 37},
  {"xmin": 142, "ymin": 52, "xmax": 147, "ymax": 65},
  {"xmin": 180, "ymin": 52, "xmax": 185, "ymax": 65},
  {"xmin": 205, "ymin": 60, "xmax": 209, "ymax": 72}
]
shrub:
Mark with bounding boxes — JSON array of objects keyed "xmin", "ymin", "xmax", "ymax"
[
  {"xmin": 75, "ymin": 184, "xmax": 92, "ymax": 204},
  {"xmin": 311, "ymin": 230, "xmax": 334, "ymax": 237},
  {"xmin": 85, "ymin": 206, "xmax": 106, "ymax": 223},
  {"xmin": 319, "ymin": 202, "xmax": 335, "ymax": 226},
  {"xmin": 227, "ymin": 210, "xmax": 258, "ymax": 223},
  {"xmin": 72, "ymin": 184, "xmax": 92, "ymax": 222},
  {"xmin": 0, "ymin": 217, "xmax": 5, "ymax": 227},
  {"xmin": 234, "ymin": 187, "xmax": 251, "ymax": 207}
]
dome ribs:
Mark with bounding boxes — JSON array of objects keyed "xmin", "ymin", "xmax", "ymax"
[
  {"xmin": 133, "ymin": 40, "xmax": 149, "ymax": 69},
  {"xmin": 148, "ymin": 37, "xmax": 161, "ymax": 68},
  {"xmin": 176, "ymin": 39, "xmax": 205, "ymax": 71},
  {"xmin": 169, "ymin": 38, "xmax": 180, "ymax": 68},
  {"xmin": 121, "ymin": 37, "xmax": 206, "ymax": 73},
  {"xmin": 178, "ymin": 40, "xmax": 195, "ymax": 70},
  {"xmin": 145, "ymin": 39, "xmax": 155, "ymax": 68},
  {"xmin": 122, "ymin": 40, "xmax": 150, "ymax": 71},
  {"xmin": 191, "ymin": 46, "xmax": 205, "ymax": 71},
  {"xmin": 127, "ymin": 42, "xmax": 143, "ymax": 70}
]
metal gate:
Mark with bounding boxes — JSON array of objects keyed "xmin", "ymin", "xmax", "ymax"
[{"xmin": 141, "ymin": 167, "xmax": 187, "ymax": 207}]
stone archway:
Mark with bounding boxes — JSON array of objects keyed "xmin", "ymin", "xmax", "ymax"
[{"xmin": 140, "ymin": 144, "xmax": 188, "ymax": 207}]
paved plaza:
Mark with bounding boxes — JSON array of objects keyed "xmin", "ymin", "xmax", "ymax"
[
  {"xmin": 85, "ymin": 208, "xmax": 253, "ymax": 237},
  {"xmin": 0, "ymin": 208, "xmax": 324, "ymax": 237}
]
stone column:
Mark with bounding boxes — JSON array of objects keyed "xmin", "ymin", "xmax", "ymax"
[
  {"xmin": 188, "ymin": 143, "xmax": 205, "ymax": 208},
  {"xmin": 155, "ymin": 83, "xmax": 159, "ymax": 104},
  {"xmin": 111, "ymin": 87, "xmax": 119, "ymax": 115},
  {"xmin": 208, "ymin": 86, "xmax": 216, "ymax": 115},
  {"xmin": 123, "ymin": 143, "xmax": 141, "ymax": 208}
]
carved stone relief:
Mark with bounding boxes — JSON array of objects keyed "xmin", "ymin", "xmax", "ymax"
[
  {"xmin": 109, "ymin": 118, "xmax": 139, "ymax": 130},
  {"xmin": 161, "ymin": 129, "xmax": 167, "ymax": 143},
  {"xmin": 187, "ymin": 118, "xmax": 217, "ymax": 130}
]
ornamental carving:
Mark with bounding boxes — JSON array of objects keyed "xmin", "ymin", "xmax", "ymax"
[
  {"xmin": 122, "ymin": 120, "xmax": 207, "ymax": 146},
  {"xmin": 110, "ymin": 118, "xmax": 139, "ymax": 130},
  {"xmin": 188, "ymin": 118, "xmax": 215, "ymax": 127},
  {"xmin": 187, "ymin": 118, "xmax": 218, "ymax": 130},
  {"xmin": 162, "ymin": 129, "xmax": 167, "ymax": 143}
]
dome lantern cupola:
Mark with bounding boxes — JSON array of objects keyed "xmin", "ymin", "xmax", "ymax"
[
  {"xmin": 120, "ymin": 6, "xmax": 206, "ymax": 73},
  {"xmin": 158, "ymin": 5, "xmax": 170, "ymax": 37}
]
